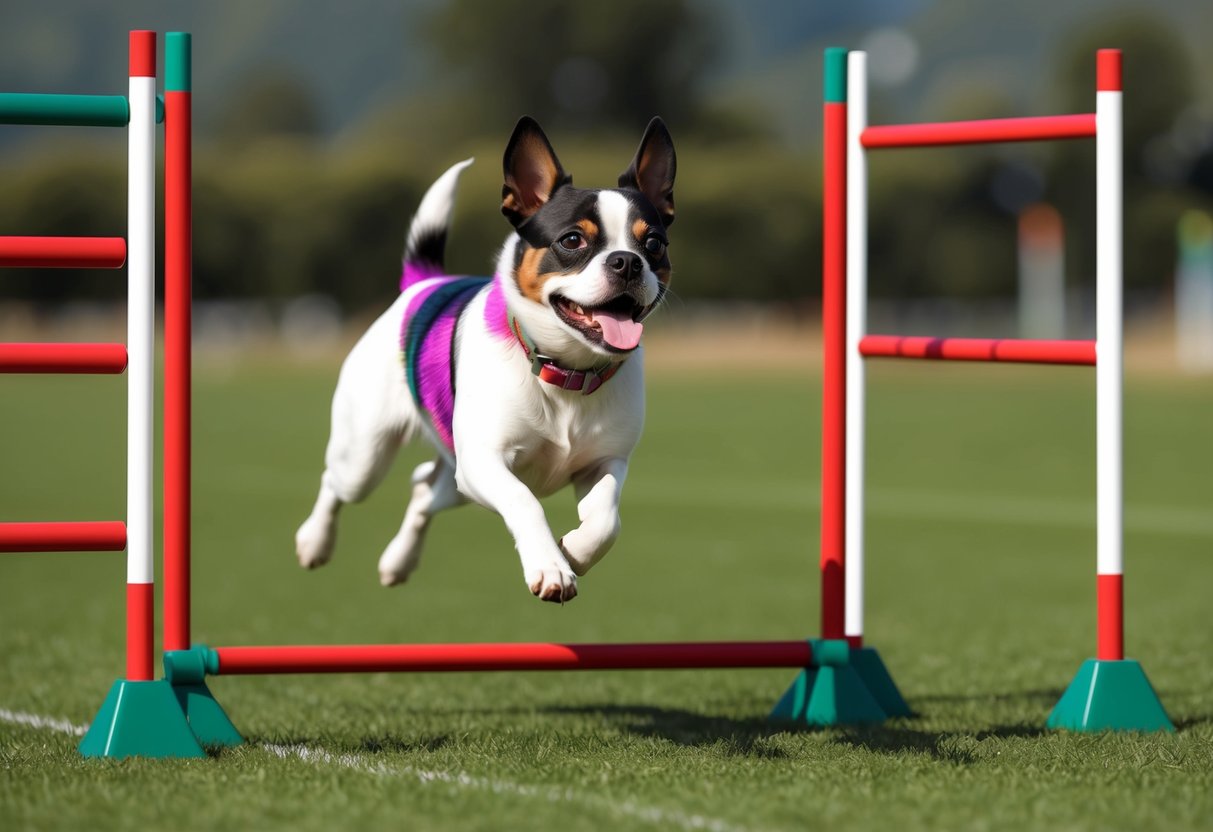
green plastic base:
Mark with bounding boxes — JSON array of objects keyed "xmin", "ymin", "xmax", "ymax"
[
  {"xmin": 770, "ymin": 648, "xmax": 888, "ymax": 727},
  {"xmin": 172, "ymin": 681, "xmax": 243, "ymax": 747},
  {"xmin": 1048, "ymin": 658, "xmax": 1174, "ymax": 733},
  {"xmin": 850, "ymin": 645, "xmax": 912, "ymax": 717},
  {"xmin": 79, "ymin": 679, "xmax": 208, "ymax": 758}
]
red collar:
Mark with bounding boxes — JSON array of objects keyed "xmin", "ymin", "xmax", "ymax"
[{"xmin": 508, "ymin": 316, "xmax": 623, "ymax": 395}]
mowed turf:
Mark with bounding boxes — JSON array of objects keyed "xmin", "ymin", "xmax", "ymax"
[{"xmin": 1, "ymin": 352, "xmax": 1211, "ymax": 831}]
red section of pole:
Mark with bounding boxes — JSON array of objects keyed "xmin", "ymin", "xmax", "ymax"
[
  {"xmin": 859, "ymin": 335, "xmax": 1097, "ymax": 366},
  {"xmin": 128, "ymin": 31, "xmax": 156, "ymax": 78},
  {"xmin": 821, "ymin": 99, "xmax": 847, "ymax": 641},
  {"xmin": 1096, "ymin": 574, "xmax": 1124, "ymax": 661},
  {"xmin": 0, "ymin": 342, "xmax": 128, "ymax": 373},
  {"xmin": 0, "ymin": 521, "xmax": 126, "ymax": 552},
  {"xmin": 1096, "ymin": 49, "xmax": 1122, "ymax": 93},
  {"xmin": 125, "ymin": 582, "xmax": 154, "ymax": 681},
  {"xmin": 861, "ymin": 114, "xmax": 1097, "ymax": 149},
  {"xmin": 212, "ymin": 641, "xmax": 815, "ymax": 675},
  {"xmin": 0, "ymin": 236, "xmax": 126, "ymax": 269},
  {"xmin": 163, "ymin": 87, "xmax": 192, "ymax": 653}
]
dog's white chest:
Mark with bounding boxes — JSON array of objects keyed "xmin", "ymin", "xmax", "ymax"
[{"xmin": 502, "ymin": 392, "xmax": 634, "ymax": 497}]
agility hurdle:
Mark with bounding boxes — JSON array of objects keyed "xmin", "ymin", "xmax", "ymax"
[
  {"xmin": 1, "ymin": 31, "xmax": 878, "ymax": 759},
  {"xmin": 826, "ymin": 46, "xmax": 1172, "ymax": 731}
]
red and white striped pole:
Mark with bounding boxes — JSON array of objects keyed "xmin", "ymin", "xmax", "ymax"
[
  {"xmin": 125, "ymin": 30, "xmax": 157, "ymax": 682},
  {"xmin": 1095, "ymin": 49, "xmax": 1123, "ymax": 662}
]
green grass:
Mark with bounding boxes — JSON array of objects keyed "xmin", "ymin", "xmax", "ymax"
[{"xmin": 2, "ymin": 357, "xmax": 1211, "ymax": 831}]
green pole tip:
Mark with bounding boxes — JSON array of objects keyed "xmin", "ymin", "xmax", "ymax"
[
  {"xmin": 824, "ymin": 47, "xmax": 848, "ymax": 103},
  {"xmin": 166, "ymin": 32, "xmax": 192, "ymax": 92}
]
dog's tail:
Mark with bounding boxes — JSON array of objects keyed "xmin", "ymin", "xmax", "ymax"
[{"xmin": 401, "ymin": 158, "xmax": 475, "ymax": 291}]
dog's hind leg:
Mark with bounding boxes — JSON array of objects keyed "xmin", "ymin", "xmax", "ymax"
[
  {"xmin": 296, "ymin": 303, "xmax": 415, "ymax": 569},
  {"xmin": 377, "ymin": 457, "xmax": 465, "ymax": 586}
]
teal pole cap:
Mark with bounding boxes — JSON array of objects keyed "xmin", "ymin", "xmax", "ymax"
[
  {"xmin": 166, "ymin": 32, "xmax": 192, "ymax": 92},
  {"xmin": 824, "ymin": 48, "xmax": 848, "ymax": 103}
]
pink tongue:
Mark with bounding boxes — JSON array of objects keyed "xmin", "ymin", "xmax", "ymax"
[{"xmin": 593, "ymin": 310, "xmax": 644, "ymax": 350}]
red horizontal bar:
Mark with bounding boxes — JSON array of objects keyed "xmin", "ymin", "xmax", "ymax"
[
  {"xmin": 860, "ymin": 335, "xmax": 1096, "ymax": 366},
  {"xmin": 0, "ymin": 236, "xmax": 126, "ymax": 268},
  {"xmin": 213, "ymin": 640, "xmax": 815, "ymax": 675},
  {"xmin": 0, "ymin": 521, "xmax": 126, "ymax": 552},
  {"xmin": 861, "ymin": 114, "xmax": 1097, "ymax": 149},
  {"xmin": 0, "ymin": 343, "xmax": 128, "ymax": 373}
]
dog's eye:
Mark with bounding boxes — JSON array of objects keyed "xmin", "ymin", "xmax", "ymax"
[
  {"xmin": 557, "ymin": 232, "xmax": 586, "ymax": 251},
  {"xmin": 643, "ymin": 235, "xmax": 667, "ymax": 257}
]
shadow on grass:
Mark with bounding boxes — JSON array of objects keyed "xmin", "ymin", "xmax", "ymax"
[
  {"xmin": 544, "ymin": 704, "xmax": 790, "ymax": 758},
  {"xmin": 909, "ymin": 687, "xmax": 1064, "ymax": 706},
  {"xmin": 828, "ymin": 722, "xmax": 1048, "ymax": 764},
  {"xmin": 1170, "ymin": 715, "xmax": 1212, "ymax": 732},
  {"xmin": 543, "ymin": 698, "xmax": 1052, "ymax": 764}
]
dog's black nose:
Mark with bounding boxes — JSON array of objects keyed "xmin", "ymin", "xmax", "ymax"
[{"xmin": 606, "ymin": 251, "xmax": 643, "ymax": 280}]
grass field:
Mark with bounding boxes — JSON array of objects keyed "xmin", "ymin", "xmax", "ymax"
[{"xmin": 2, "ymin": 348, "xmax": 1211, "ymax": 831}]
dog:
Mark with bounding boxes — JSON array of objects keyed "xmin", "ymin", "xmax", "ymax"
[{"xmin": 294, "ymin": 116, "xmax": 675, "ymax": 603}]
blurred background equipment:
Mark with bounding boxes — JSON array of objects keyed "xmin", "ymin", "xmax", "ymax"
[
  {"xmin": 1017, "ymin": 203, "xmax": 1066, "ymax": 340},
  {"xmin": 1175, "ymin": 209, "xmax": 1213, "ymax": 372}
]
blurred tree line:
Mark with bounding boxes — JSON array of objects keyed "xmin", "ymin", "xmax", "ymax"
[{"xmin": 1, "ymin": 4, "xmax": 1211, "ymax": 317}]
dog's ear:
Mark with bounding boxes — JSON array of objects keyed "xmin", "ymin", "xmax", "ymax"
[
  {"xmin": 502, "ymin": 116, "xmax": 571, "ymax": 227},
  {"xmin": 619, "ymin": 117, "xmax": 676, "ymax": 228}
]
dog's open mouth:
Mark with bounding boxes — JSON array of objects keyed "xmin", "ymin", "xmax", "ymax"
[{"xmin": 552, "ymin": 294, "xmax": 648, "ymax": 352}]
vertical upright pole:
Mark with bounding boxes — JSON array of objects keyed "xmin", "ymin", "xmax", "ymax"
[
  {"xmin": 158, "ymin": 31, "xmax": 242, "ymax": 749},
  {"xmin": 164, "ymin": 32, "xmax": 193, "ymax": 653},
  {"xmin": 126, "ymin": 29, "xmax": 157, "ymax": 683},
  {"xmin": 820, "ymin": 48, "xmax": 848, "ymax": 641},
  {"xmin": 1050, "ymin": 49, "xmax": 1169, "ymax": 732},
  {"xmin": 80, "ymin": 30, "xmax": 214, "ymax": 759},
  {"xmin": 1095, "ymin": 48, "xmax": 1123, "ymax": 662},
  {"xmin": 837, "ymin": 52, "xmax": 911, "ymax": 717},
  {"xmin": 844, "ymin": 51, "xmax": 867, "ymax": 649}
]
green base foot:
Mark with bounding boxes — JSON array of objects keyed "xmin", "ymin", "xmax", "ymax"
[
  {"xmin": 79, "ymin": 679, "xmax": 208, "ymax": 758},
  {"xmin": 850, "ymin": 645, "xmax": 912, "ymax": 717},
  {"xmin": 172, "ymin": 682, "xmax": 243, "ymax": 747},
  {"xmin": 1047, "ymin": 658, "xmax": 1174, "ymax": 733},
  {"xmin": 770, "ymin": 640, "xmax": 887, "ymax": 726}
]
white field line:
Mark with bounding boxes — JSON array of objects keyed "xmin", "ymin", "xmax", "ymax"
[
  {"xmin": 264, "ymin": 742, "xmax": 748, "ymax": 832},
  {"xmin": 0, "ymin": 708, "xmax": 749, "ymax": 832},
  {"xmin": 0, "ymin": 708, "xmax": 88, "ymax": 736}
]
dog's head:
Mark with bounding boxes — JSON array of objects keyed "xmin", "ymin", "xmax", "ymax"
[{"xmin": 498, "ymin": 116, "xmax": 675, "ymax": 366}]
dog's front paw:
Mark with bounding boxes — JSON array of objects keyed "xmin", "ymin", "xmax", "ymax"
[
  {"xmin": 526, "ymin": 565, "xmax": 578, "ymax": 604},
  {"xmin": 295, "ymin": 515, "xmax": 336, "ymax": 569}
]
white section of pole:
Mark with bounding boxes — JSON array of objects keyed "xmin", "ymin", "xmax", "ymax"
[
  {"xmin": 126, "ymin": 74, "xmax": 156, "ymax": 585},
  {"xmin": 844, "ymin": 51, "xmax": 868, "ymax": 642},
  {"xmin": 1095, "ymin": 88, "xmax": 1123, "ymax": 578}
]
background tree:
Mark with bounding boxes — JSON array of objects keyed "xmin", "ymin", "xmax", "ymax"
[
  {"xmin": 424, "ymin": 0, "xmax": 721, "ymax": 133},
  {"xmin": 1047, "ymin": 15, "xmax": 1198, "ymax": 292}
]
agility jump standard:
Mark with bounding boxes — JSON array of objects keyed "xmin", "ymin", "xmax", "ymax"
[{"xmin": 824, "ymin": 47, "xmax": 1172, "ymax": 731}]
